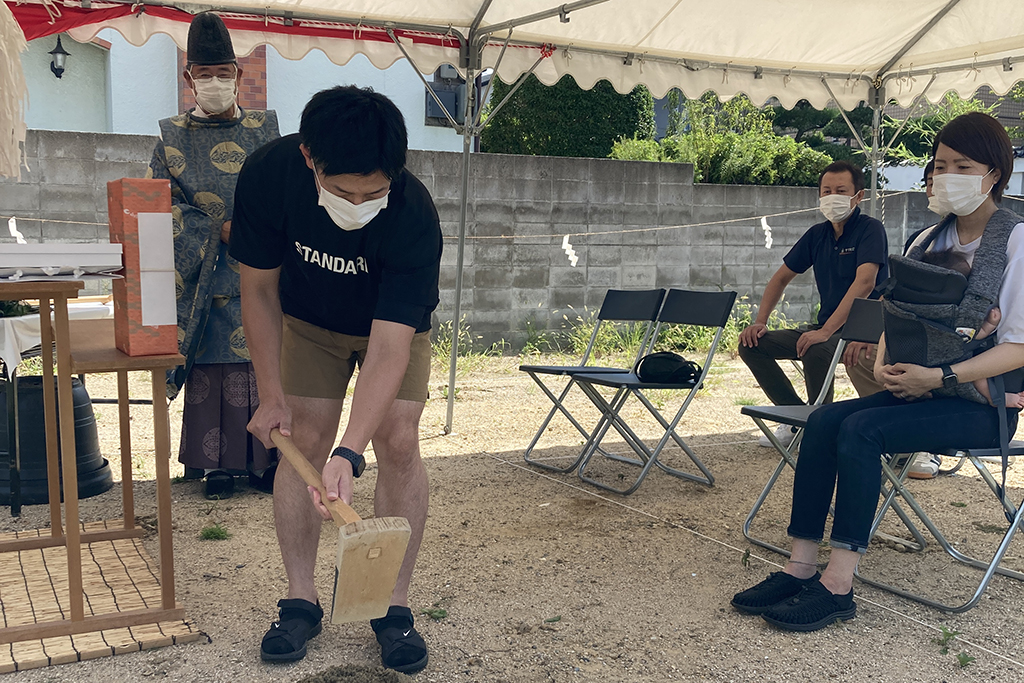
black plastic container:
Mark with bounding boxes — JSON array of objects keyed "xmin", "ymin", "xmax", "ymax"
[{"xmin": 0, "ymin": 376, "xmax": 114, "ymax": 505}]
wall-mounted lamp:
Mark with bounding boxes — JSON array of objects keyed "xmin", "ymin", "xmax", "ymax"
[{"xmin": 48, "ymin": 35, "xmax": 70, "ymax": 79}]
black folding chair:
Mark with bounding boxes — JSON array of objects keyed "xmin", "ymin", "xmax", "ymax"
[
  {"xmin": 740, "ymin": 298, "xmax": 927, "ymax": 557},
  {"xmin": 856, "ymin": 440, "xmax": 1024, "ymax": 612},
  {"xmin": 520, "ymin": 288, "xmax": 666, "ymax": 474},
  {"xmin": 571, "ymin": 289, "xmax": 737, "ymax": 495}
]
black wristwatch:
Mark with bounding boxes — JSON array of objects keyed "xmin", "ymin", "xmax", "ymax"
[
  {"xmin": 331, "ymin": 446, "xmax": 365, "ymax": 478},
  {"xmin": 940, "ymin": 364, "xmax": 959, "ymax": 390}
]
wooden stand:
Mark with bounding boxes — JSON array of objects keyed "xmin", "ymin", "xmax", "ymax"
[{"xmin": 0, "ymin": 282, "xmax": 185, "ymax": 645}]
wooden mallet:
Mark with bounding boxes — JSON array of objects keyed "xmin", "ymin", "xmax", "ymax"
[{"xmin": 271, "ymin": 429, "xmax": 411, "ymax": 624}]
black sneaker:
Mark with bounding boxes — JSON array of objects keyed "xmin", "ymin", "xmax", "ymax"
[
  {"xmin": 762, "ymin": 579, "xmax": 856, "ymax": 632},
  {"xmin": 260, "ymin": 599, "xmax": 323, "ymax": 662},
  {"xmin": 204, "ymin": 471, "xmax": 235, "ymax": 500},
  {"xmin": 371, "ymin": 606, "xmax": 428, "ymax": 674},
  {"xmin": 731, "ymin": 571, "xmax": 820, "ymax": 615}
]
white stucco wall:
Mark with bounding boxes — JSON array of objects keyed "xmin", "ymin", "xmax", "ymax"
[
  {"xmin": 884, "ymin": 159, "xmax": 1024, "ymax": 197},
  {"xmin": 266, "ymin": 47, "xmax": 462, "ymax": 152},
  {"xmin": 23, "ymin": 34, "xmax": 110, "ymax": 133},
  {"xmin": 101, "ymin": 29, "xmax": 179, "ymax": 136}
]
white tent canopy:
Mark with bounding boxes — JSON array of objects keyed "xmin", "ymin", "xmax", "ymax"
[
  {"xmin": 6, "ymin": 0, "xmax": 1024, "ymax": 430},
  {"xmin": 22, "ymin": 0, "xmax": 1024, "ymax": 110}
]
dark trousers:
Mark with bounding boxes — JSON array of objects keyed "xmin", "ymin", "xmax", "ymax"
[
  {"xmin": 788, "ymin": 391, "xmax": 1016, "ymax": 552},
  {"xmin": 738, "ymin": 326, "xmax": 841, "ymax": 406}
]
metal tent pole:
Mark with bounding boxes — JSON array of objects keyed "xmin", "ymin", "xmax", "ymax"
[
  {"xmin": 445, "ymin": 66, "xmax": 476, "ymax": 434},
  {"xmin": 868, "ymin": 88, "xmax": 883, "ymax": 219}
]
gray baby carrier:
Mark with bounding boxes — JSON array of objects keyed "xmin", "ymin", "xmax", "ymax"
[
  {"xmin": 881, "ymin": 208, "xmax": 1023, "ymax": 404},
  {"xmin": 881, "ymin": 208, "xmax": 1024, "ymax": 519}
]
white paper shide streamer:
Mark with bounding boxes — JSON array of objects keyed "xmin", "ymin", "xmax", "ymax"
[
  {"xmin": 8, "ymin": 216, "xmax": 26, "ymax": 244},
  {"xmin": 561, "ymin": 234, "xmax": 578, "ymax": 267},
  {"xmin": 0, "ymin": 1, "xmax": 28, "ymax": 180},
  {"xmin": 760, "ymin": 217, "xmax": 773, "ymax": 249}
]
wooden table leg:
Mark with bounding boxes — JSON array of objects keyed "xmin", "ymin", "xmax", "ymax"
[
  {"xmin": 39, "ymin": 298, "xmax": 63, "ymax": 537},
  {"xmin": 118, "ymin": 370, "xmax": 135, "ymax": 531},
  {"xmin": 151, "ymin": 370, "xmax": 175, "ymax": 610},
  {"xmin": 53, "ymin": 294, "xmax": 84, "ymax": 621}
]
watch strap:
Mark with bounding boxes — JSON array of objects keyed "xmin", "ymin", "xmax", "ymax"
[
  {"xmin": 331, "ymin": 446, "xmax": 365, "ymax": 478},
  {"xmin": 940, "ymin": 364, "xmax": 957, "ymax": 389}
]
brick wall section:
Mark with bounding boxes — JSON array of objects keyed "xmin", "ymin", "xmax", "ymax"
[
  {"xmin": 6, "ymin": 130, "xmax": 1019, "ymax": 346},
  {"xmin": 177, "ymin": 46, "xmax": 267, "ymax": 114}
]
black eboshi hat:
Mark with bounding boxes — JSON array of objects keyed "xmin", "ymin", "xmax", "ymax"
[{"xmin": 186, "ymin": 12, "xmax": 236, "ymax": 66}]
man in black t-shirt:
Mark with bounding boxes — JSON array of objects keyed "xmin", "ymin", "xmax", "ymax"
[
  {"xmin": 738, "ymin": 161, "xmax": 888, "ymax": 448},
  {"xmin": 230, "ymin": 86, "xmax": 441, "ymax": 673}
]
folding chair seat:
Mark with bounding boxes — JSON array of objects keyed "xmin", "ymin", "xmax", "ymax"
[
  {"xmin": 855, "ymin": 441, "xmax": 1024, "ymax": 613},
  {"xmin": 572, "ymin": 289, "xmax": 737, "ymax": 495},
  {"xmin": 520, "ymin": 288, "xmax": 666, "ymax": 473},
  {"xmin": 740, "ymin": 298, "xmax": 928, "ymax": 557}
]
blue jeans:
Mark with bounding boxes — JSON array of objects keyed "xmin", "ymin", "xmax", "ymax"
[{"xmin": 788, "ymin": 391, "xmax": 1018, "ymax": 553}]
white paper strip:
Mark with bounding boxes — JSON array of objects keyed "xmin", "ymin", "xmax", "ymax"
[
  {"xmin": 140, "ymin": 271, "xmax": 177, "ymax": 327},
  {"xmin": 137, "ymin": 213, "xmax": 175, "ymax": 271}
]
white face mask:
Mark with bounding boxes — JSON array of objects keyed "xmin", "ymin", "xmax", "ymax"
[
  {"xmin": 931, "ymin": 169, "xmax": 994, "ymax": 217},
  {"xmin": 818, "ymin": 194, "xmax": 855, "ymax": 223},
  {"xmin": 191, "ymin": 74, "xmax": 237, "ymax": 116},
  {"xmin": 315, "ymin": 171, "xmax": 389, "ymax": 231},
  {"xmin": 927, "ymin": 193, "xmax": 950, "ymax": 216}
]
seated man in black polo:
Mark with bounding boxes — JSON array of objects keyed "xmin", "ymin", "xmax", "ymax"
[{"xmin": 739, "ymin": 160, "xmax": 888, "ymax": 448}]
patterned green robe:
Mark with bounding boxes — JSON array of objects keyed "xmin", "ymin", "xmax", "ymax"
[{"xmin": 147, "ymin": 108, "xmax": 280, "ymax": 400}]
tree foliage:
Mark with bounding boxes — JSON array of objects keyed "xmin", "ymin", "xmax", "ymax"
[
  {"xmin": 480, "ymin": 75, "xmax": 655, "ymax": 158},
  {"xmin": 884, "ymin": 93, "xmax": 998, "ymax": 165},
  {"xmin": 611, "ymin": 93, "xmax": 831, "ymax": 186}
]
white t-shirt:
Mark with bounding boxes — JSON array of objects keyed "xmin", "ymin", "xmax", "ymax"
[{"xmin": 909, "ymin": 220, "xmax": 1024, "ymax": 344}]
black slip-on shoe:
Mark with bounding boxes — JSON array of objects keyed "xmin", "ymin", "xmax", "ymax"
[
  {"xmin": 731, "ymin": 571, "xmax": 821, "ymax": 615},
  {"xmin": 204, "ymin": 471, "xmax": 235, "ymax": 500},
  {"xmin": 762, "ymin": 579, "xmax": 856, "ymax": 632}
]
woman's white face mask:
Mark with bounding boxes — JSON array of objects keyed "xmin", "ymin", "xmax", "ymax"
[
  {"xmin": 190, "ymin": 72, "xmax": 237, "ymax": 116},
  {"xmin": 927, "ymin": 193, "xmax": 950, "ymax": 216},
  {"xmin": 818, "ymin": 193, "xmax": 855, "ymax": 223},
  {"xmin": 315, "ymin": 172, "xmax": 389, "ymax": 231},
  {"xmin": 931, "ymin": 169, "xmax": 995, "ymax": 217}
]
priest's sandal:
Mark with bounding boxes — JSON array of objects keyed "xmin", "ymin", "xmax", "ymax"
[
  {"xmin": 260, "ymin": 599, "xmax": 323, "ymax": 662},
  {"xmin": 731, "ymin": 571, "xmax": 820, "ymax": 615},
  {"xmin": 761, "ymin": 579, "xmax": 856, "ymax": 632},
  {"xmin": 371, "ymin": 606, "xmax": 428, "ymax": 674}
]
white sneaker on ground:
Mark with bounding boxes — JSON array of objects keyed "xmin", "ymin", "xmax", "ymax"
[
  {"xmin": 907, "ymin": 453, "xmax": 941, "ymax": 480},
  {"xmin": 758, "ymin": 424, "xmax": 798, "ymax": 448}
]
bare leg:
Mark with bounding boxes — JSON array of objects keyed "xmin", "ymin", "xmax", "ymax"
[
  {"xmin": 275, "ymin": 395, "xmax": 343, "ymax": 604},
  {"xmin": 973, "ymin": 379, "xmax": 995, "ymax": 406},
  {"xmin": 820, "ymin": 548, "xmax": 860, "ymax": 595},
  {"xmin": 783, "ymin": 538, "xmax": 819, "ymax": 580},
  {"xmin": 371, "ymin": 399, "xmax": 428, "ymax": 608}
]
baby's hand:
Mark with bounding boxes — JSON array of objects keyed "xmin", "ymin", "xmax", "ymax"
[{"xmin": 978, "ymin": 307, "xmax": 1002, "ymax": 340}]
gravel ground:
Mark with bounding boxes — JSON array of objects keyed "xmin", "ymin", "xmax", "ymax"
[{"xmin": 2, "ymin": 354, "xmax": 1023, "ymax": 682}]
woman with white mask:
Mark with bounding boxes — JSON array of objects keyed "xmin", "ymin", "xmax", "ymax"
[
  {"xmin": 732, "ymin": 112, "xmax": 1024, "ymax": 632},
  {"xmin": 147, "ymin": 12, "xmax": 281, "ymax": 500}
]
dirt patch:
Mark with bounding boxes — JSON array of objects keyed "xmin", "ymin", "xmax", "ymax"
[
  {"xmin": 2, "ymin": 355, "xmax": 1023, "ymax": 682},
  {"xmin": 297, "ymin": 664, "xmax": 411, "ymax": 683}
]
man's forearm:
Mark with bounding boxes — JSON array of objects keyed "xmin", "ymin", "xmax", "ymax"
[
  {"xmin": 241, "ymin": 278, "xmax": 285, "ymax": 404},
  {"xmin": 820, "ymin": 279, "xmax": 875, "ymax": 336},
  {"xmin": 755, "ymin": 276, "xmax": 787, "ymax": 325}
]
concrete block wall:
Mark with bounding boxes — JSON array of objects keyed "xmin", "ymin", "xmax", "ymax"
[{"xmin": 3, "ymin": 130, "xmax": 967, "ymax": 347}]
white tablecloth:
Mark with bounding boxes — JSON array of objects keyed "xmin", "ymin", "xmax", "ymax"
[{"xmin": 0, "ymin": 302, "xmax": 114, "ymax": 375}]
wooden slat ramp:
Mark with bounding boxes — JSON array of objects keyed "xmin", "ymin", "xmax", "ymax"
[{"xmin": 0, "ymin": 520, "xmax": 203, "ymax": 673}]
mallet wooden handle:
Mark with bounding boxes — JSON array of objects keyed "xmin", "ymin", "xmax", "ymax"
[{"xmin": 271, "ymin": 429, "xmax": 363, "ymax": 527}]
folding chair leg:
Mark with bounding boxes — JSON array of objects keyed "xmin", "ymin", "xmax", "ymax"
[
  {"xmin": 523, "ymin": 374, "xmax": 622, "ymax": 474},
  {"xmin": 576, "ymin": 388, "xmax": 713, "ymax": 495},
  {"xmin": 855, "ymin": 458, "xmax": 1024, "ymax": 613}
]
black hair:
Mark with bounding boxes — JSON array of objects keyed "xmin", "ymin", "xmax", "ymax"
[
  {"xmin": 932, "ymin": 112, "xmax": 1013, "ymax": 202},
  {"xmin": 299, "ymin": 86, "xmax": 408, "ymax": 179},
  {"xmin": 923, "ymin": 159, "xmax": 934, "ymax": 183},
  {"xmin": 818, "ymin": 160, "xmax": 865, "ymax": 194}
]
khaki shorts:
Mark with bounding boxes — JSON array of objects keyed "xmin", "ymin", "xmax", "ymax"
[{"xmin": 281, "ymin": 314, "xmax": 431, "ymax": 402}]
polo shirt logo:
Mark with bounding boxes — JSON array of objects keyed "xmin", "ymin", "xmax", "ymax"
[
  {"xmin": 294, "ymin": 241, "xmax": 369, "ymax": 275},
  {"xmin": 839, "ymin": 246, "xmax": 856, "ymax": 255}
]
